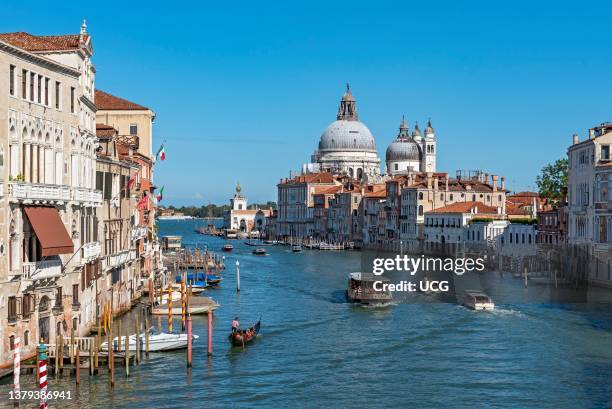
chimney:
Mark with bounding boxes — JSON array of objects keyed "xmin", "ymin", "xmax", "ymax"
[
  {"xmin": 501, "ymin": 176, "xmax": 505, "ymax": 191},
  {"xmin": 589, "ymin": 128, "xmax": 595, "ymax": 140},
  {"xmin": 445, "ymin": 177, "xmax": 449, "ymax": 192},
  {"xmin": 492, "ymin": 175, "xmax": 498, "ymax": 192},
  {"xmin": 433, "ymin": 176, "xmax": 439, "ymax": 191},
  {"xmin": 572, "ymin": 133, "xmax": 579, "ymax": 145}
]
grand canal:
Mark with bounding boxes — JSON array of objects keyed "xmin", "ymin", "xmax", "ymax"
[{"xmin": 2, "ymin": 219, "xmax": 612, "ymax": 408}]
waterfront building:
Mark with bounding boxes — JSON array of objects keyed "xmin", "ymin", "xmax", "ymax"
[
  {"xmin": 312, "ymin": 185, "xmax": 342, "ymax": 240},
  {"xmin": 496, "ymin": 222, "xmax": 537, "ymax": 257},
  {"xmin": 385, "ymin": 116, "xmax": 436, "ymax": 176},
  {"xmin": 223, "ymin": 182, "xmax": 258, "ymax": 233},
  {"xmin": 358, "ymin": 184, "xmax": 386, "ymax": 246},
  {"xmin": 0, "ymin": 24, "xmax": 102, "ymax": 366},
  {"xmin": 254, "ymin": 207, "xmax": 274, "ymax": 236},
  {"xmin": 567, "ymin": 125, "xmax": 612, "ymax": 244},
  {"xmin": 326, "ymin": 184, "xmax": 363, "ymax": 244},
  {"xmin": 276, "ymin": 172, "xmax": 339, "ymax": 239},
  {"xmin": 398, "ymin": 171, "xmax": 507, "ymax": 245},
  {"xmin": 95, "ymin": 124, "xmax": 140, "ymax": 314},
  {"xmin": 95, "ymin": 89, "xmax": 159, "ymax": 288},
  {"xmin": 307, "ymin": 85, "xmax": 381, "ymax": 181},
  {"xmin": 537, "ymin": 206, "xmax": 567, "ymax": 245},
  {"xmin": 423, "ymin": 201, "xmax": 500, "ymax": 244},
  {"xmin": 464, "ymin": 219, "xmax": 509, "ymax": 250}
]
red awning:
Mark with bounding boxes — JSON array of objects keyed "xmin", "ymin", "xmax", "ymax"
[{"xmin": 24, "ymin": 206, "xmax": 74, "ymax": 257}]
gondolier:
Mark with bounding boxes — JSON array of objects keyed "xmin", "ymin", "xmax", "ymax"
[{"xmin": 231, "ymin": 317, "xmax": 240, "ymax": 333}]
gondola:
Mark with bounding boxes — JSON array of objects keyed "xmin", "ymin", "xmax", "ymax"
[{"xmin": 228, "ymin": 320, "xmax": 261, "ymax": 347}]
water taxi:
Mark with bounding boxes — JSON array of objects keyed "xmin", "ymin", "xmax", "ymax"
[
  {"xmin": 222, "ymin": 244, "xmax": 234, "ymax": 252},
  {"xmin": 291, "ymin": 244, "xmax": 303, "ymax": 252},
  {"xmin": 462, "ymin": 290, "xmax": 495, "ymax": 311},
  {"xmin": 253, "ymin": 248, "xmax": 267, "ymax": 256},
  {"xmin": 346, "ymin": 272, "xmax": 393, "ymax": 305}
]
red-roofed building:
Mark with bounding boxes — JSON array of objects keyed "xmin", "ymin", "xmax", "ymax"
[{"xmin": 424, "ymin": 201, "xmax": 502, "ymax": 244}]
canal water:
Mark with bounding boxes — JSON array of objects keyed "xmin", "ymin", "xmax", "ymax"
[{"xmin": 2, "ymin": 219, "xmax": 612, "ymax": 408}]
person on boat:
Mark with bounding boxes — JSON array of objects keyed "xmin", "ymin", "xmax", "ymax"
[{"xmin": 231, "ymin": 317, "xmax": 240, "ymax": 333}]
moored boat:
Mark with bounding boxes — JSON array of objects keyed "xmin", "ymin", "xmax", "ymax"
[
  {"xmin": 462, "ymin": 290, "xmax": 495, "ymax": 311},
  {"xmin": 346, "ymin": 272, "xmax": 393, "ymax": 305},
  {"xmin": 100, "ymin": 332, "xmax": 200, "ymax": 352},
  {"xmin": 229, "ymin": 320, "xmax": 261, "ymax": 347}
]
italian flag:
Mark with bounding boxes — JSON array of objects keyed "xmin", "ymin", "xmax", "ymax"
[
  {"xmin": 156, "ymin": 186, "xmax": 164, "ymax": 202},
  {"xmin": 156, "ymin": 144, "xmax": 166, "ymax": 161}
]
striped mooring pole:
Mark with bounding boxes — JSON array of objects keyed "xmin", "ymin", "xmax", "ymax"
[
  {"xmin": 38, "ymin": 340, "xmax": 48, "ymax": 409},
  {"xmin": 13, "ymin": 335, "xmax": 20, "ymax": 395}
]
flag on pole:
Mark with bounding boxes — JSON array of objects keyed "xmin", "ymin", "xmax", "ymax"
[
  {"xmin": 156, "ymin": 144, "xmax": 166, "ymax": 161},
  {"xmin": 156, "ymin": 186, "xmax": 165, "ymax": 202}
]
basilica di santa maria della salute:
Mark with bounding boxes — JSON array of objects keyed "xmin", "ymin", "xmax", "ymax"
[{"xmin": 304, "ymin": 84, "xmax": 437, "ymax": 179}]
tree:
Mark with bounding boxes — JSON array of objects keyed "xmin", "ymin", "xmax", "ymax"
[{"xmin": 536, "ymin": 158, "xmax": 568, "ymax": 205}]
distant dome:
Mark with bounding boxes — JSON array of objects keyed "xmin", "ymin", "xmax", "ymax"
[
  {"xmin": 386, "ymin": 139, "xmax": 422, "ymax": 161},
  {"xmin": 318, "ymin": 120, "xmax": 377, "ymax": 152}
]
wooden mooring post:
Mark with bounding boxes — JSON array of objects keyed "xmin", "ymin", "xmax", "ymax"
[
  {"xmin": 145, "ymin": 318, "xmax": 150, "ymax": 357},
  {"xmin": 125, "ymin": 333, "xmax": 130, "ymax": 377},
  {"xmin": 75, "ymin": 347, "xmax": 80, "ymax": 386}
]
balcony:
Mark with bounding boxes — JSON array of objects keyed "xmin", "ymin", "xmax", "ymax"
[
  {"xmin": 22, "ymin": 258, "xmax": 62, "ymax": 280},
  {"xmin": 72, "ymin": 187, "xmax": 103, "ymax": 206},
  {"xmin": 8, "ymin": 182, "xmax": 102, "ymax": 206},
  {"xmin": 81, "ymin": 241, "xmax": 101, "ymax": 263},
  {"xmin": 101, "ymin": 249, "xmax": 137, "ymax": 271},
  {"xmin": 9, "ymin": 182, "xmax": 70, "ymax": 203}
]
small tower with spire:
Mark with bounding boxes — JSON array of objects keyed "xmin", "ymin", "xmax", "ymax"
[
  {"xmin": 422, "ymin": 118, "xmax": 436, "ymax": 172},
  {"xmin": 230, "ymin": 181, "xmax": 247, "ymax": 210},
  {"xmin": 337, "ymin": 83, "xmax": 358, "ymax": 121}
]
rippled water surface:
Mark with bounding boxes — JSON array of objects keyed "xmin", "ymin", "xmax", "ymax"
[{"xmin": 2, "ymin": 219, "xmax": 612, "ymax": 408}]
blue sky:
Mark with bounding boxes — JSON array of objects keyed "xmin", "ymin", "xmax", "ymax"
[{"xmin": 3, "ymin": 1, "xmax": 612, "ymax": 205}]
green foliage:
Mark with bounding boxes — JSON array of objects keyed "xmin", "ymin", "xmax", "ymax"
[
  {"xmin": 469, "ymin": 218, "xmax": 495, "ymax": 224},
  {"xmin": 510, "ymin": 218, "xmax": 538, "ymax": 225},
  {"xmin": 535, "ymin": 158, "xmax": 568, "ymax": 205},
  {"xmin": 160, "ymin": 202, "xmax": 276, "ymax": 218}
]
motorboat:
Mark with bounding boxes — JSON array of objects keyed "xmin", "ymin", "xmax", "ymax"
[
  {"xmin": 222, "ymin": 244, "xmax": 234, "ymax": 252},
  {"xmin": 291, "ymin": 244, "xmax": 303, "ymax": 253},
  {"xmin": 346, "ymin": 272, "xmax": 393, "ymax": 305},
  {"xmin": 152, "ymin": 304, "xmax": 216, "ymax": 315},
  {"xmin": 462, "ymin": 290, "xmax": 495, "ymax": 311},
  {"xmin": 100, "ymin": 331, "xmax": 200, "ymax": 352},
  {"xmin": 253, "ymin": 248, "xmax": 267, "ymax": 256}
]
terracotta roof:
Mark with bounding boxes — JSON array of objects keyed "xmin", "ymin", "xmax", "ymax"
[
  {"xmin": 511, "ymin": 191, "xmax": 540, "ymax": 197},
  {"xmin": 96, "ymin": 124, "xmax": 117, "ymax": 139},
  {"xmin": 506, "ymin": 201, "xmax": 531, "ymax": 215},
  {"xmin": 281, "ymin": 172, "xmax": 337, "ymax": 185},
  {"xmin": 95, "ymin": 89, "xmax": 149, "ymax": 111},
  {"xmin": 363, "ymin": 189, "xmax": 386, "ymax": 198},
  {"xmin": 428, "ymin": 201, "xmax": 498, "ymax": 214},
  {"xmin": 0, "ymin": 31, "xmax": 88, "ymax": 52},
  {"xmin": 313, "ymin": 185, "xmax": 342, "ymax": 195}
]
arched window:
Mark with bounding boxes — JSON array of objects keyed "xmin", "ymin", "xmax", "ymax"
[
  {"xmin": 418, "ymin": 192, "xmax": 423, "ymax": 200},
  {"xmin": 418, "ymin": 205, "xmax": 423, "ymax": 216},
  {"xmin": 357, "ymin": 168, "xmax": 363, "ymax": 179},
  {"xmin": 24, "ymin": 330, "xmax": 29, "ymax": 346},
  {"xmin": 9, "ymin": 335, "xmax": 15, "ymax": 350},
  {"xmin": 348, "ymin": 168, "xmax": 354, "ymax": 178}
]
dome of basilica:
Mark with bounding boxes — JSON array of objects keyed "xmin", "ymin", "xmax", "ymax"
[
  {"xmin": 385, "ymin": 138, "xmax": 422, "ymax": 161},
  {"xmin": 318, "ymin": 120, "xmax": 377, "ymax": 152}
]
